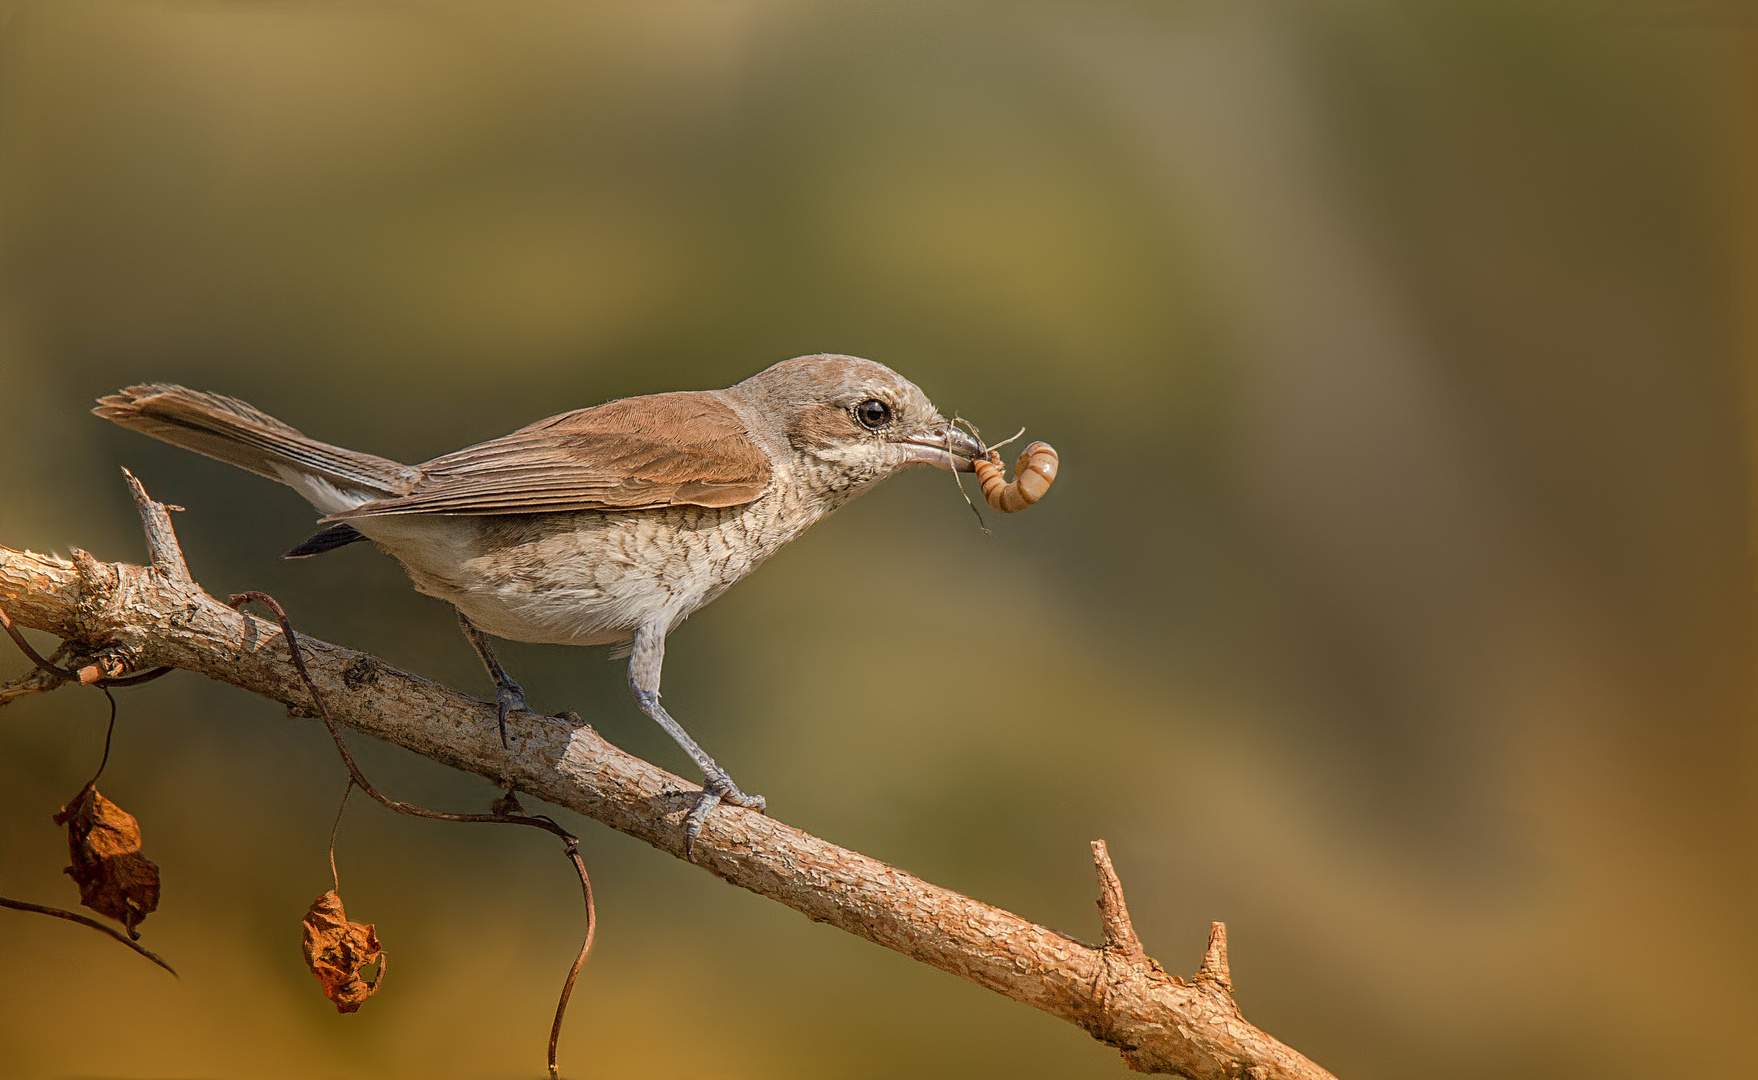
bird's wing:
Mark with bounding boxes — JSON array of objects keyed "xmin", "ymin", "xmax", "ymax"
[{"xmin": 326, "ymin": 391, "xmax": 772, "ymax": 519}]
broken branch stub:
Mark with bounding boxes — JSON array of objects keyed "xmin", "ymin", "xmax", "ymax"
[{"xmin": 1092, "ymin": 839, "xmax": 1147, "ymax": 959}]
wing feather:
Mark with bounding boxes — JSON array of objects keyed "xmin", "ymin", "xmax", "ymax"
[{"xmin": 326, "ymin": 391, "xmax": 770, "ymax": 519}]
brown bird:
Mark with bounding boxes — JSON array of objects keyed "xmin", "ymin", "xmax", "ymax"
[{"xmin": 95, "ymin": 354, "xmax": 987, "ymax": 848}]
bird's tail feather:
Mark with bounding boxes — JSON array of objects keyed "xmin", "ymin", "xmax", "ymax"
[{"xmin": 94, "ymin": 384, "xmax": 416, "ymax": 503}]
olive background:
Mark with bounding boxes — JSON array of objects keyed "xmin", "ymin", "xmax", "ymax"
[{"xmin": 2, "ymin": 2, "xmax": 1754, "ymax": 1078}]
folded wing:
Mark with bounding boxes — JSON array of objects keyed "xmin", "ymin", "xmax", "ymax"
[{"xmin": 327, "ymin": 391, "xmax": 771, "ymax": 519}]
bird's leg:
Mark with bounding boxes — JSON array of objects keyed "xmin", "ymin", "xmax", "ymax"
[
  {"xmin": 628, "ymin": 624, "xmax": 766, "ymax": 858},
  {"xmin": 457, "ymin": 609, "xmax": 527, "ymax": 751}
]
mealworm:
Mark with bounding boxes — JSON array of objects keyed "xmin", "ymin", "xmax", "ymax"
[{"xmin": 973, "ymin": 440, "xmax": 1058, "ymax": 513}]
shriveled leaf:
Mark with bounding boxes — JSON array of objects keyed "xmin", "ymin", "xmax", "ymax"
[
  {"xmin": 52, "ymin": 785, "xmax": 160, "ymax": 935},
  {"xmin": 301, "ymin": 890, "xmax": 385, "ymax": 1013}
]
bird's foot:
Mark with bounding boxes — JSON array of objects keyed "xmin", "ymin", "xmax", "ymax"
[{"xmin": 683, "ymin": 774, "xmax": 766, "ymax": 860}]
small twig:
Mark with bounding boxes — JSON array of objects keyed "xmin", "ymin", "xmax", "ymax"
[
  {"xmin": 1091, "ymin": 840, "xmax": 1145, "ymax": 959},
  {"xmin": 0, "ymin": 896, "xmax": 176, "ymax": 976}
]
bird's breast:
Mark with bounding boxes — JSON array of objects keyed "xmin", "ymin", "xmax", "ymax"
[{"xmin": 360, "ymin": 482, "xmax": 832, "ymax": 647}]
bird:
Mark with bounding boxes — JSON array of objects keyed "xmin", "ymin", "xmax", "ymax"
[{"xmin": 94, "ymin": 354, "xmax": 988, "ymax": 850}]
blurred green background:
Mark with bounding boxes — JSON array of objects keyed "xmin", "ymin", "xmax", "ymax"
[{"xmin": 2, "ymin": 1, "xmax": 1755, "ymax": 1077}]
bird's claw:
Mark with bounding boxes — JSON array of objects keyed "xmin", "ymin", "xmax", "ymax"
[
  {"xmin": 683, "ymin": 776, "xmax": 766, "ymax": 860},
  {"xmin": 495, "ymin": 683, "xmax": 528, "ymax": 749}
]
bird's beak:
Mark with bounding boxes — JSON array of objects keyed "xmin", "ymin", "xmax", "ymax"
[{"xmin": 898, "ymin": 425, "xmax": 986, "ymax": 472}]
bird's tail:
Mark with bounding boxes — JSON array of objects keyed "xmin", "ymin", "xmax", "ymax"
[{"xmin": 94, "ymin": 384, "xmax": 416, "ymax": 512}]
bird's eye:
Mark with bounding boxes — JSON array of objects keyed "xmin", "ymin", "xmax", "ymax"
[{"xmin": 854, "ymin": 399, "xmax": 892, "ymax": 430}]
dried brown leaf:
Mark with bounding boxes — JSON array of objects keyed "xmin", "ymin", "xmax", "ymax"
[
  {"xmin": 301, "ymin": 890, "xmax": 385, "ymax": 1013},
  {"xmin": 52, "ymin": 785, "xmax": 160, "ymax": 935}
]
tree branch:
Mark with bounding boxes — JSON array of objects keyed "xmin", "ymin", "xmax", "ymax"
[{"xmin": 0, "ymin": 477, "xmax": 1337, "ymax": 1080}]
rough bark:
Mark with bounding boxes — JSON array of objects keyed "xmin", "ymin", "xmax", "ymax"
[{"xmin": 0, "ymin": 476, "xmax": 1337, "ymax": 1080}]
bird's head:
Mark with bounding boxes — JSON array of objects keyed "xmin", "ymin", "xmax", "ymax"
[{"xmin": 732, "ymin": 354, "xmax": 985, "ymax": 494}]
